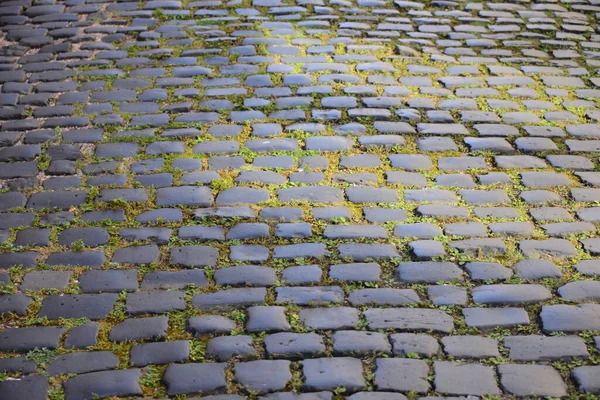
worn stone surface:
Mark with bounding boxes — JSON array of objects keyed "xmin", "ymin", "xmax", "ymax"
[
  {"xmin": 498, "ymin": 364, "xmax": 567, "ymax": 398},
  {"xmin": 434, "ymin": 362, "xmax": 500, "ymax": 396},
  {"xmin": 375, "ymin": 358, "xmax": 430, "ymax": 393},
  {"xmin": 0, "ymin": 0, "xmax": 598, "ymax": 397},
  {"xmin": 504, "ymin": 335, "xmax": 589, "ymax": 361},
  {"xmin": 303, "ymin": 358, "xmax": 365, "ymax": 393}
]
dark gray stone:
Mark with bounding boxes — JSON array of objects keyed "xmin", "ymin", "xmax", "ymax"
[
  {"xmin": 498, "ymin": 364, "xmax": 566, "ymax": 398},
  {"xmin": 375, "ymin": 358, "xmax": 430, "ymax": 393},
  {"xmin": 39, "ymin": 294, "xmax": 118, "ymax": 320},
  {"xmin": 206, "ymin": 335, "xmax": 258, "ymax": 361},
  {"xmin": 264, "ymin": 332, "xmax": 326, "ymax": 359},
  {"xmin": 163, "ymin": 362, "xmax": 226, "ymax": 396},
  {"xmin": 365, "ymin": 308, "xmax": 453, "ymax": 333},
  {"xmin": 187, "ymin": 316, "xmax": 237, "ymax": 337},
  {"xmin": 130, "ymin": 340, "xmax": 189, "ymax": 366},
  {"xmin": 332, "ymin": 331, "xmax": 391, "ymax": 356},
  {"xmin": 64, "ymin": 323, "xmax": 99, "ymax": 349},
  {"xmin": 235, "ymin": 360, "xmax": 292, "ymax": 393},
  {"xmin": 109, "ymin": 316, "xmax": 168, "ymax": 342},
  {"xmin": 47, "ymin": 351, "xmax": 119, "ymax": 376},
  {"xmin": 79, "ymin": 269, "xmax": 138, "ymax": 293},
  {"xmin": 504, "ymin": 335, "xmax": 589, "ymax": 361},
  {"xmin": 434, "ymin": 361, "xmax": 500, "ymax": 396},
  {"xmin": 63, "ymin": 369, "xmax": 142, "ymax": 400},
  {"xmin": 0, "ymin": 375, "xmax": 48, "ymax": 400},
  {"xmin": 193, "ymin": 288, "xmax": 267, "ymax": 310},
  {"xmin": 126, "ymin": 291, "xmax": 185, "ymax": 315},
  {"xmin": 303, "ymin": 358, "xmax": 365, "ymax": 392},
  {"xmin": 300, "ymin": 307, "xmax": 359, "ymax": 330},
  {"xmin": 0, "ymin": 326, "xmax": 65, "ymax": 352}
]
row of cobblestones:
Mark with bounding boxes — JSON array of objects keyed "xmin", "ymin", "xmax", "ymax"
[{"xmin": 1, "ymin": 0, "xmax": 600, "ymax": 399}]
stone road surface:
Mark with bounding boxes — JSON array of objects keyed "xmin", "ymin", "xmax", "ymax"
[{"xmin": 1, "ymin": 0, "xmax": 600, "ymax": 399}]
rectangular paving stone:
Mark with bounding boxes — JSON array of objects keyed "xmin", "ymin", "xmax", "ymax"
[
  {"xmin": 0, "ymin": 326, "xmax": 65, "ymax": 352},
  {"xmin": 39, "ymin": 294, "xmax": 118, "ymax": 320},
  {"xmin": 63, "ymin": 369, "xmax": 142, "ymax": 400},
  {"xmin": 126, "ymin": 291, "xmax": 186, "ymax": 315},
  {"xmin": 463, "ymin": 307, "xmax": 530, "ymax": 329},
  {"xmin": 504, "ymin": 335, "xmax": 589, "ymax": 361},
  {"xmin": 364, "ymin": 308, "xmax": 454, "ymax": 333},
  {"xmin": 163, "ymin": 362, "xmax": 227, "ymax": 395}
]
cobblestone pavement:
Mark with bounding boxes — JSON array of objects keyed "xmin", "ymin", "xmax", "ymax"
[{"xmin": 1, "ymin": 0, "xmax": 600, "ymax": 399}]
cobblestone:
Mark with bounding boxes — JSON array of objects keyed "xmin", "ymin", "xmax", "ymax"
[{"xmin": 0, "ymin": 0, "xmax": 599, "ymax": 397}]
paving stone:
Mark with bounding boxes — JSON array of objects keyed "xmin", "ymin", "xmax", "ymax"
[
  {"xmin": 39, "ymin": 294, "xmax": 118, "ymax": 320},
  {"xmin": 171, "ymin": 245, "xmax": 218, "ymax": 267},
  {"xmin": 375, "ymin": 358, "xmax": 430, "ymax": 393},
  {"xmin": 0, "ymin": 375, "xmax": 48, "ymax": 400},
  {"xmin": 434, "ymin": 362, "xmax": 500, "ymax": 396},
  {"xmin": 513, "ymin": 259, "xmax": 562, "ymax": 279},
  {"xmin": 504, "ymin": 335, "xmax": 589, "ymax": 361},
  {"xmin": 0, "ymin": 356, "xmax": 36, "ymax": 374},
  {"xmin": 441, "ymin": 336, "xmax": 499, "ymax": 359},
  {"xmin": 541, "ymin": 305, "xmax": 600, "ymax": 332},
  {"xmin": 574, "ymin": 260, "xmax": 600, "ymax": 277},
  {"xmin": 473, "ymin": 284, "xmax": 551, "ymax": 305},
  {"xmin": 46, "ymin": 251, "xmax": 106, "ymax": 268},
  {"xmin": 156, "ymin": 186, "xmax": 213, "ymax": 207},
  {"xmin": 330, "ymin": 262, "xmax": 381, "ymax": 282},
  {"xmin": 206, "ymin": 335, "xmax": 258, "ymax": 361},
  {"xmin": 264, "ymin": 331, "xmax": 326, "ymax": 359},
  {"xmin": 428, "ymin": 285, "xmax": 467, "ymax": 306},
  {"xmin": 130, "ymin": 340, "xmax": 189, "ymax": 366},
  {"xmin": 0, "ymin": 294, "xmax": 31, "ymax": 316},
  {"xmin": 21, "ymin": 270, "xmax": 72, "ymax": 291},
  {"xmin": 235, "ymin": 360, "xmax": 292, "ymax": 393},
  {"xmin": 110, "ymin": 316, "xmax": 168, "ymax": 342},
  {"xmin": 338, "ymin": 243, "xmax": 399, "ymax": 260},
  {"xmin": 365, "ymin": 308, "xmax": 453, "ymax": 333},
  {"xmin": 346, "ymin": 186, "xmax": 398, "ymax": 203},
  {"xmin": 519, "ymin": 239, "xmax": 577, "ymax": 258},
  {"xmin": 79, "ymin": 269, "xmax": 138, "ymax": 293},
  {"xmin": 300, "ymin": 307, "xmax": 359, "ymax": 330},
  {"xmin": 347, "ymin": 394, "xmax": 407, "ymax": 400},
  {"xmin": 278, "ymin": 187, "xmax": 343, "ymax": 203},
  {"xmin": 348, "ymin": 288, "xmax": 419, "ymax": 306},
  {"xmin": 498, "ymin": 364, "xmax": 567, "ymax": 398},
  {"xmin": 389, "ymin": 333, "xmax": 439, "ymax": 357},
  {"xmin": 112, "ymin": 245, "xmax": 160, "ymax": 265},
  {"xmin": 274, "ymin": 243, "xmax": 328, "ymax": 260},
  {"xmin": 397, "ymin": 262, "xmax": 463, "ymax": 283},
  {"xmin": 27, "ymin": 190, "xmax": 86, "ymax": 210},
  {"xmin": 47, "ymin": 351, "xmax": 119, "ymax": 376},
  {"xmin": 246, "ymin": 306, "xmax": 290, "ymax": 332},
  {"xmin": 281, "ymin": 265, "xmax": 321, "ymax": 285},
  {"xmin": 64, "ymin": 323, "xmax": 99, "ymax": 350},
  {"xmin": 303, "ymin": 358, "xmax": 365, "ymax": 392},
  {"xmin": 63, "ymin": 369, "xmax": 142, "ymax": 400},
  {"xmin": 193, "ymin": 288, "xmax": 267, "ymax": 310},
  {"xmin": 449, "ymin": 238, "xmax": 506, "ymax": 256},
  {"xmin": 0, "ymin": 326, "xmax": 65, "ymax": 353},
  {"xmin": 230, "ymin": 245, "xmax": 269, "ymax": 262},
  {"xmin": 573, "ymin": 366, "xmax": 600, "ymax": 394},
  {"xmin": 163, "ymin": 362, "xmax": 226, "ymax": 395},
  {"xmin": 141, "ymin": 270, "xmax": 208, "ymax": 290},
  {"xmin": 332, "ymin": 331, "xmax": 391, "ymax": 356},
  {"xmin": 0, "ymin": 251, "xmax": 39, "ymax": 269},
  {"xmin": 559, "ymin": 281, "xmax": 600, "ymax": 302},
  {"xmin": 126, "ymin": 291, "xmax": 185, "ymax": 315},
  {"xmin": 463, "ymin": 308, "xmax": 530, "ymax": 329}
]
